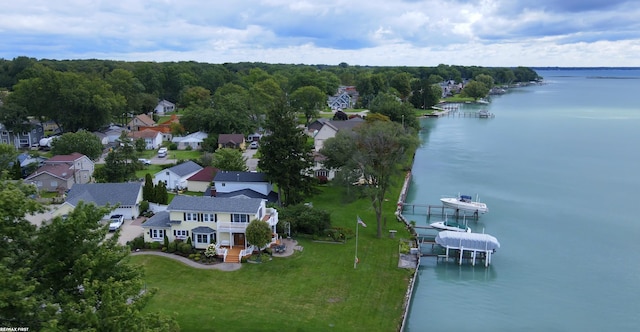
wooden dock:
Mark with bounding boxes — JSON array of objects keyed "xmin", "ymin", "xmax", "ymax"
[{"xmin": 445, "ymin": 111, "xmax": 495, "ymax": 118}]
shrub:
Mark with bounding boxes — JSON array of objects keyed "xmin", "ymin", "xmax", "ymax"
[
  {"xmin": 277, "ymin": 204, "xmax": 331, "ymax": 236},
  {"xmin": 161, "ymin": 247, "xmax": 167, "ymax": 252},
  {"xmin": 150, "ymin": 242, "xmax": 161, "ymax": 250},
  {"xmin": 185, "ymin": 145, "xmax": 193, "ymax": 151},
  {"xmin": 163, "ymin": 235, "xmax": 169, "ymax": 249},
  {"xmin": 194, "ymin": 256, "xmax": 200, "ymax": 261},
  {"xmin": 130, "ymin": 236, "xmax": 145, "ymax": 250},
  {"xmin": 188, "ymin": 254, "xmax": 195, "ymax": 259},
  {"xmin": 167, "ymin": 241, "xmax": 177, "ymax": 253},
  {"xmin": 399, "ymin": 240, "xmax": 410, "ymax": 254},
  {"xmin": 169, "ymin": 143, "xmax": 178, "ymax": 150},
  {"xmin": 179, "ymin": 242, "xmax": 193, "ymax": 254},
  {"xmin": 139, "ymin": 200, "xmax": 149, "ymax": 213}
]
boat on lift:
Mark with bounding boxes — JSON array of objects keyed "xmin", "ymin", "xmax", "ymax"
[{"xmin": 440, "ymin": 193, "xmax": 488, "ymax": 214}]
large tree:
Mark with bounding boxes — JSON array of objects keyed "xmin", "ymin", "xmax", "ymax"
[
  {"xmin": 0, "ymin": 181, "xmax": 178, "ymax": 330},
  {"xmin": 258, "ymin": 100, "xmax": 316, "ymax": 206},
  {"xmin": 50, "ymin": 130, "xmax": 104, "ymax": 160},
  {"xmin": 94, "ymin": 132, "xmax": 138, "ymax": 182},
  {"xmin": 9, "ymin": 65, "xmax": 125, "ymax": 132},
  {"xmin": 289, "ymin": 85, "xmax": 326, "ymax": 125},
  {"xmin": 0, "ymin": 143, "xmax": 18, "ymax": 178},
  {"xmin": 245, "ymin": 219, "xmax": 272, "ymax": 253},
  {"xmin": 321, "ymin": 120, "xmax": 418, "ymax": 238}
]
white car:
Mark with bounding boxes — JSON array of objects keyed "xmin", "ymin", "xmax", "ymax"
[
  {"xmin": 138, "ymin": 158, "xmax": 151, "ymax": 165},
  {"xmin": 249, "ymin": 141, "xmax": 259, "ymax": 149},
  {"xmin": 109, "ymin": 214, "xmax": 125, "ymax": 231},
  {"xmin": 158, "ymin": 147, "xmax": 168, "ymax": 158}
]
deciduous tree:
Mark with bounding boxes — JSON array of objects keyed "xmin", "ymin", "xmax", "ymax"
[
  {"xmin": 50, "ymin": 130, "xmax": 104, "ymax": 160},
  {"xmin": 246, "ymin": 219, "xmax": 272, "ymax": 253},
  {"xmin": 290, "ymin": 85, "xmax": 326, "ymax": 125},
  {"xmin": 211, "ymin": 148, "xmax": 247, "ymax": 171}
]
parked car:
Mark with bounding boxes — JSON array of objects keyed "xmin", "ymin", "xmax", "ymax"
[
  {"xmin": 249, "ymin": 141, "xmax": 259, "ymax": 149},
  {"xmin": 138, "ymin": 158, "xmax": 151, "ymax": 165},
  {"xmin": 158, "ymin": 147, "xmax": 167, "ymax": 158},
  {"xmin": 109, "ymin": 214, "xmax": 124, "ymax": 231}
]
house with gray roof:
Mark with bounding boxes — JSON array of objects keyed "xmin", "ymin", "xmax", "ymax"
[
  {"xmin": 141, "ymin": 195, "xmax": 279, "ymax": 262},
  {"xmin": 211, "ymin": 171, "xmax": 278, "ymax": 203},
  {"xmin": 53, "ymin": 182, "xmax": 143, "ymax": 220},
  {"xmin": 171, "ymin": 131, "xmax": 208, "ymax": 150},
  {"xmin": 153, "ymin": 161, "xmax": 203, "ymax": 190}
]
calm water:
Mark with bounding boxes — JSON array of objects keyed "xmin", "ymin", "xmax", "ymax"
[{"xmin": 404, "ymin": 69, "xmax": 640, "ymax": 332}]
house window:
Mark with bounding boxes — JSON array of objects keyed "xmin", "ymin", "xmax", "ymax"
[
  {"xmin": 202, "ymin": 213, "xmax": 216, "ymax": 222},
  {"xmin": 166, "ymin": 171, "xmax": 170, "ymax": 175},
  {"xmin": 174, "ymin": 229, "xmax": 188, "ymax": 239},
  {"xmin": 19, "ymin": 139, "xmax": 29, "ymax": 146},
  {"xmin": 196, "ymin": 234, "xmax": 208, "ymax": 244},
  {"xmin": 22, "ymin": 132, "xmax": 28, "ymax": 136},
  {"xmin": 185, "ymin": 212, "xmax": 198, "ymax": 221},
  {"xmin": 195, "ymin": 233, "xmax": 216, "ymax": 244},
  {"xmin": 50, "ymin": 181, "xmax": 58, "ymax": 188},
  {"xmin": 316, "ymin": 170, "xmax": 328, "ymax": 177},
  {"xmin": 231, "ymin": 214, "xmax": 248, "ymax": 223},
  {"xmin": 1, "ymin": 131, "xmax": 7, "ymax": 136},
  {"xmin": 151, "ymin": 229, "xmax": 165, "ymax": 240}
]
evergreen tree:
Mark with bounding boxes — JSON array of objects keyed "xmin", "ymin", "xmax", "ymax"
[
  {"xmin": 143, "ymin": 173, "xmax": 154, "ymax": 201},
  {"xmin": 258, "ymin": 99, "xmax": 316, "ymax": 206}
]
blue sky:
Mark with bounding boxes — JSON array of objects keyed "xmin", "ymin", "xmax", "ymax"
[{"xmin": 3, "ymin": 0, "xmax": 640, "ymax": 67}]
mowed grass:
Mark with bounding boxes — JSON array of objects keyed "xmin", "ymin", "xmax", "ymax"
[{"xmin": 129, "ymin": 181, "xmax": 414, "ymax": 332}]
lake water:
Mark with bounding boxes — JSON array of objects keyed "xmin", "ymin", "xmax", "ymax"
[{"xmin": 404, "ymin": 68, "xmax": 640, "ymax": 332}]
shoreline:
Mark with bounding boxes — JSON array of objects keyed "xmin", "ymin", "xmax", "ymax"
[{"xmin": 395, "ymin": 171, "xmax": 420, "ymax": 332}]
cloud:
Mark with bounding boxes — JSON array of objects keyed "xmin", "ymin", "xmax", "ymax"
[{"xmin": 1, "ymin": 0, "xmax": 640, "ymax": 66}]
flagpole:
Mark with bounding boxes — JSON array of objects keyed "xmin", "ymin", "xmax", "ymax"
[{"xmin": 354, "ymin": 217, "xmax": 359, "ymax": 269}]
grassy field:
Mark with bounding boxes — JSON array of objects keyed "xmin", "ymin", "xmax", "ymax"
[{"xmin": 129, "ymin": 181, "xmax": 414, "ymax": 331}]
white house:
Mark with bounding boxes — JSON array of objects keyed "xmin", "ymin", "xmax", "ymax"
[
  {"xmin": 141, "ymin": 196, "xmax": 279, "ymax": 262},
  {"xmin": 171, "ymin": 131, "xmax": 208, "ymax": 150},
  {"xmin": 53, "ymin": 182, "xmax": 144, "ymax": 220},
  {"xmin": 128, "ymin": 129, "xmax": 163, "ymax": 150},
  {"xmin": 153, "ymin": 161, "xmax": 203, "ymax": 190},
  {"xmin": 154, "ymin": 100, "xmax": 175, "ymax": 115},
  {"xmin": 212, "ymin": 171, "xmax": 278, "ymax": 203},
  {"xmin": 313, "ymin": 117, "xmax": 364, "ymax": 152}
]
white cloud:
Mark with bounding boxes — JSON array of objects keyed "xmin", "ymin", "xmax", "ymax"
[{"xmin": 2, "ymin": 0, "xmax": 640, "ymax": 66}]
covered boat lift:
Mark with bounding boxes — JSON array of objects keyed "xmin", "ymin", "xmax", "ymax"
[{"xmin": 435, "ymin": 231, "xmax": 500, "ymax": 267}]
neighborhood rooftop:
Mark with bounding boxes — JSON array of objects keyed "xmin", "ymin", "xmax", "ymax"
[
  {"xmin": 66, "ymin": 182, "xmax": 142, "ymax": 206},
  {"xmin": 214, "ymin": 171, "xmax": 267, "ymax": 182},
  {"xmin": 163, "ymin": 161, "xmax": 203, "ymax": 177},
  {"xmin": 167, "ymin": 195, "xmax": 263, "ymax": 214}
]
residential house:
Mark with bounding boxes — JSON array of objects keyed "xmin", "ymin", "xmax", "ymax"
[
  {"xmin": 327, "ymin": 86, "xmax": 359, "ymax": 110},
  {"xmin": 247, "ymin": 132, "xmax": 263, "ymax": 142},
  {"xmin": 103, "ymin": 125, "xmax": 129, "ymax": 144},
  {"xmin": 217, "ymin": 134, "xmax": 246, "ymax": 150},
  {"xmin": 0, "ymin": 122, "xmax": 45, "ymax": 149},
  {"xmin": 53, "ymin": 182, "xmax": 144, "ymax": 220},
  {"xmin": 212, "ymin": 171, "xmax": 279, "ymax": 203},
  {"xmin": 26, "ymin": 153, "xmax": 94, "ymax": 192},
  {"xmin": 154, "ymin": 99, "xmax": 175, "ymax": 115},
  {"xmin": 25, "ymin": 164, "xmax": 76, "ymax": 193},
  {"xmin": 153, "ymin": 161, "xmax": 203, "ymax": 190},
  {"xmin": 141, "ymin": 196, "xmax": 279, "ymax": 262},
  {"xmin": 313, "ymin": 117, "xmax": 365, "ymax": 152},
  {"xmin": 187, "ymin": 166, "xmax": 218, "ymax": 193},
  {"xmin": 128, "ymin": 114, "xmax": 156, "ymax": 131},
  {"xmin": 311, "ymin": 152, "xmax": 337, "ymax": 181},
  {"xmin": 306, "ymin": 118, "xmax": 329, "ymax": 136},
  {"xmin": 92, "ymin": 131, "xmax": 109, "ymax": 145},
  {"xmin": 171, "ymin": 131, "xmax": 208, "ymax": 150},
  {"xmin": 16, "ymin": 152, "xmax": 47, "ymax": 177},
  {"xmin": 327, "ymin": 92, "xmax": 352, "ymax": 110},
  {"xmin": 128, "ymin": 129, "xmax": 163, "ymax": 150},
  {"xmin": 139, "ymin": 114, "xmax": 181, "ymax": 142}
]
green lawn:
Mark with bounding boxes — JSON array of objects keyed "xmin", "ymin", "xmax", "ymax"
[{"xmin": 130, "ymin": 182, "xmax": 414, "ymax": 331}]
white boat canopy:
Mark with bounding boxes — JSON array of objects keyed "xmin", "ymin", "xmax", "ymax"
[{"xmin": 435, "ymin": 231, "xmax": 500, "ymax": 252}]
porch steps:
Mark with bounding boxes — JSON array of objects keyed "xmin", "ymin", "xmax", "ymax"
[{"xmin": 224, "ymin": 247, "xmax": 242, "ymax": 263}]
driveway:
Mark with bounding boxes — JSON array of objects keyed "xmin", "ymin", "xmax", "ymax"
[
  {"xmin": 243, "ymin": 148, "xmax": 259, "ymax": 171},
  {"xmin": 107, "ymin": 216, "xmax": 145, "ymax": 245}
]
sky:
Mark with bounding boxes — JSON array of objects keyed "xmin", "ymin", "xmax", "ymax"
[{"xmin": 3, "ymin": 0, "xmax": 640, "ymax": 67}]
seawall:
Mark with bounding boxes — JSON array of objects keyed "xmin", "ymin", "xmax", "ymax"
[{"xmin": 396, "ymin": 171, "xmax": 420, "ymax": 332}]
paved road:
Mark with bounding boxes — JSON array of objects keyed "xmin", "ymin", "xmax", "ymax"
[{"xmin": 243, "ymin": 148, "xmax": 259, "ymax": 171}]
